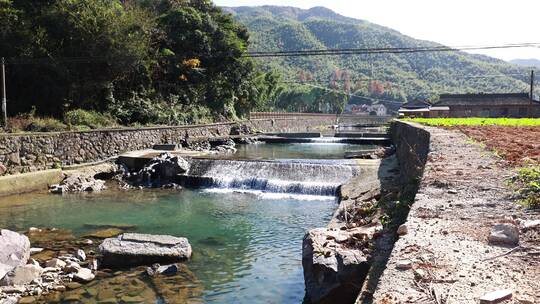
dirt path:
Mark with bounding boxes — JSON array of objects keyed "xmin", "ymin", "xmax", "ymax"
[{"xmin": 370, "ymin": 125, "xmax": 539, "ymax": 304}]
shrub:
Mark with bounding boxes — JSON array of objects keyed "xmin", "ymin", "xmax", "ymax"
[
  {"xmin": 64, "ymin": 109, "xmax": 117, "ymax": 129},
  {"xmin": 25, "ymin": 117, "xmax": 68, "ymax": 132},
  {"xmin": 6, "ymin": 114, "xmax": 68, "ymax": 133},
  {"xmin": 108, "ymin": 93, "xmax": 213, "ymax": 126}
]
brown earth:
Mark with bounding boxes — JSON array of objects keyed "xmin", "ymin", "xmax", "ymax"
[{"xmin": 454, "ymin": 126, "xmax": 540, "ymax": 165}]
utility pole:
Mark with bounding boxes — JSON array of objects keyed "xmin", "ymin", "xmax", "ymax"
[
  {"xmin": 1, "ymin": 57, "xmax": 6, "ymax": 128},
  {"xmin": 530, "ymin": 70, "xmax": 535, "ymax": 118}
]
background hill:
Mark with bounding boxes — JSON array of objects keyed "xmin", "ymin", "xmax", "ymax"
[
  {"xmin": 223, "ymin": 6, "xmax": 537, "ymax": 109},
  {"xmin": 510, "ymin": 58, "xmax": 540, "ymax": 68}
]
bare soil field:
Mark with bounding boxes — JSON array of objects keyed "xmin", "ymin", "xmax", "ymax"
[{"xmin": 453, "ymin": 126, "xmax": 540, "ymax": 165}]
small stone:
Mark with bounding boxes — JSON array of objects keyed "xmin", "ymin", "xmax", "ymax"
[
  {"xmin": 28, "ymin": 258, "xmax": 40, "ymax": 267},
  {"xmin": 84, "ymin": 228, "xmax": 124, "ymax": 239},
  {"xmin": 396, "ymin": 260, "xmax": 412, "ymax": 270},
  {"xmin": 54, "ymin": 285, "xmax": 66, "ymax": 292},
  {"xmin": 42, "ymin": 267, "xmax": 60, "ymax": 273},
  {"xmin": 121, "ymin": 295, "xmax": 145, "ymax": 303},
  {"xmin": 2, "ymin": 297, "xmax": 18, "ymax": 304},
  {"xmin": 45, "ymin": 258, "xmax": 66, "ymax": 269},
  {"xmin": 76, "ymin": 249, "xmax": 86, "ymax": 262},
  {"xmin": 521, "ymin": 220, "xmax": 540, "ymax": 231},
  {"xmin": 480, "ymin": 289, "xmax": 512, "ymax": 303},
  {"xmin": 1, "ymin": 285, "xmax": 26, "ymax": 294},
  {"xmin": 397, "ymin": 224, "xmax": 408, "ymax": 236},
  {"xmin": 73, "ymin": 268, "xmax": 95, "ymax": 282},
  {"xmin": 156, "ymin": 264, "xmax": 179, "ymax": 276},
  {"xmin": 29, "ymin": 248, "xmax": 44, "ymax": 254},
  {"xmin": 64, "ymin": 262, "xmax": 81, "ymax": 273},
  {"xmin": 488, "ymin": 224, "xmax": 519, "ymax": 246},
  {"xmin": 2, "ymin": 264, "xmax": 43, "ymax": 285},
  {"xmin": 516, "ymin": 294, "xmax": 534, "ymax": 304},
  {"xmin": 81, "ymin": 239, "xmax": 93, "ymax": 245},
  {"xmin": 65, "ymin": 282, "xmax": 82, "ymax": 290},
  {"xmin": 18, "ymin": 296, "xmax": 37, "ymax": 304},
  {"xmin": 89, "ymin": 259, "xmax": 98, "ymax": 271},
  {"xmin": 413, "ymin": 268, "xmax": 427, "ymax": 280}
]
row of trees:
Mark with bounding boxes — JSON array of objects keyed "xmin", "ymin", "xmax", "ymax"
[{"xmin": 0, "ymin": 0, "xmax": 291, "ymax": 126}]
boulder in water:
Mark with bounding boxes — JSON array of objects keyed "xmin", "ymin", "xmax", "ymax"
[
  {"xmin": 0, "ymin": 230, "xmax": 31, "ymax": 281},
  {"xmin": 99, "ymin": 233, "xmax": 192, "ymax": 268},
  {"xmin": 50, "ymin": 174, "xmax": 106, "ymax": 194},
  {"xmin": 302, "ymin": 227, "xmax": 371, "ymax": 303},
  {"xmin": 123, "ymin": 153, "xmax": 189, "ymax": 188}
]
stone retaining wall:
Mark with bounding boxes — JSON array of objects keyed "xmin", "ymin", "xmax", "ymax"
[
  {"xmin": 389, "ymin": 120, "xmax": 431, "ymax": 191},
  {"xmin": 0, "ymin": 118, "xmax": 334, "ymax": 175}
]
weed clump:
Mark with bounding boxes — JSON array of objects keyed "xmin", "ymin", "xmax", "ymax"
[{"xmin": 509, "ymin": 166, "xmax": 540, "ymax": 209}]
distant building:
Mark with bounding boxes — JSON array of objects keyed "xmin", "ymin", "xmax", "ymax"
[
  {"xmin": 369, "ymin": 104, "xmax": 388, "ymax": 116},
  {"xmin": 346, "ymin": 103, "xmax": 388, "ymax": 116},
  {"xmin": 435, "ymin": 93, "xmax": 540, "ymax": 118},
  {"xmin": 398, "ymin": 100, "xmax": 450, "ymax": 118}
]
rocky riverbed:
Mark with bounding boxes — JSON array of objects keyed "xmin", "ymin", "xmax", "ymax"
[
  {"xmin": 302, "ymin": 152, "xmax": 401, "ymax": 303},
  {"xmin": 0, "ymin": 227, "xmax": 196, "ymax": 304}
]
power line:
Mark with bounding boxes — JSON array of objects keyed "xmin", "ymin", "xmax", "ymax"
[
  {"xmin": 5, "ymin": 42, "xmax": 540, "ymax": 64},
  {"xmin": 282, "ymin": 73, "xmax": 530, "ymax": 85},
  {"xmin": 296, "ymin": 83, "xmax": 405, "ymax": 105},
  {"xmin": 246, "ymin": 43, "xmax": 540, "ymax": 58}
]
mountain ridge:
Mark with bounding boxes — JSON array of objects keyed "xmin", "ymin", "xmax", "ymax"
[
  {"xmin": 510, "ymin": 58, "xmax": 540, "ymax": 68},
  {"xmin": 223, "ymin": 5, "xmax": 536, "ymax": 105}
]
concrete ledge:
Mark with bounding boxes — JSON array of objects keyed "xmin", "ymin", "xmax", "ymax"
[{"xmin": 0, "ymin": 169, "xmax": 64, "ymax": 197}]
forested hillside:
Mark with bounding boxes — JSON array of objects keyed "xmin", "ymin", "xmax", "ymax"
[
  {"xmin": 0, "ymin": 0, "xmax": 282, "ymax": 131},
  {"xmin": 224, "ymin": 6, "xmax": 537, "ymax": 110}
]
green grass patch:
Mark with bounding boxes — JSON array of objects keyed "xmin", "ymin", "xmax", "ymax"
[
  {"xmin": 509, "ymin": 166, "xmax": 540, "ymax": 209},
  {"xmin": 64, "ymin": 109, "xmax": 117, "ymax": 129},
  {"xmin": 404, "ymin": 118, "xmax": 540, "ymax": 127}
]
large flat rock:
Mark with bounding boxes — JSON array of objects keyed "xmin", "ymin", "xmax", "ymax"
[
  {"xmin": 99, "ymin": 233, "xmax": 192, "ymax": 268},
  {"xmin": 0, "ymin": 229, "xmax": 31, "ymax": 280}
]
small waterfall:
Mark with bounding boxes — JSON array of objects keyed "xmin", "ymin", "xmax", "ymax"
[{"xmin": 177, "ymin": 159, "xmax": 359, "ymax": 197}]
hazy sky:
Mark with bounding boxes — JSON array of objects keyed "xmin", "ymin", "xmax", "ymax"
[{"xmin": 214, "ymin": 0, "xmax": 540, "ymax": 61}]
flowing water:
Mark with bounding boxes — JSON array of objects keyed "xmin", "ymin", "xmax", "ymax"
[
  {"xmin": 230, "ymin": 142, "xmax": 370, "ymax": 160},
  {"xmin": 0, "ymin": 190, "xmax": 335, "ymax": 303},
  {"xmin": 181, "ymin": 158, "xmax": 360, "ymax": 198},
  {"xmin": 0, "ymin": 142, "xmax": 370, "ymax": 303}
]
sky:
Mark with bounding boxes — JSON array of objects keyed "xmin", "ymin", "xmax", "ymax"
[{"xmin": 213, "ymin": 0, "xmax": 540, "ymax": 62}]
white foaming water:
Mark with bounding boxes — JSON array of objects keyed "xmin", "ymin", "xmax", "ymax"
[
  {"xmin": 182, "ymin": 159, "xmax": 360, "ymax": 197},
  {"xmin": 308, "ymin": 137, "xmax": 345, "ymax": 143},
  {"xmin": 202, "ymin": 188, "xmax": 336, "ymax": 201}
]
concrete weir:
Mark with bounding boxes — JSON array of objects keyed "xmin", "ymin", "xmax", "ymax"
[{"xmin": 257, "ymin": 136, "xmax": 391, "ymax": 145}]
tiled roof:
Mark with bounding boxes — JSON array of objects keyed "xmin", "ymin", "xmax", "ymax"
[{"xmin": 436, "ymin": 93, "xmax": 539, "ymax": 106}]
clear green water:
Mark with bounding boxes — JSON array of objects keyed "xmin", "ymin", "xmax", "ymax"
[
  {"xmin": 0, "ymin": 189, "xmax": 335, "ymax": 303},
  {"xmin": 231, "ymin": 143, "xmax": 373, "ymax": 160}
]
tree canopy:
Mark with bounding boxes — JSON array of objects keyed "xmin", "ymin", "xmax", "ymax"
[{"xmin": 0, "ymin": 0, "xmax": 281, "ymax": 125}]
